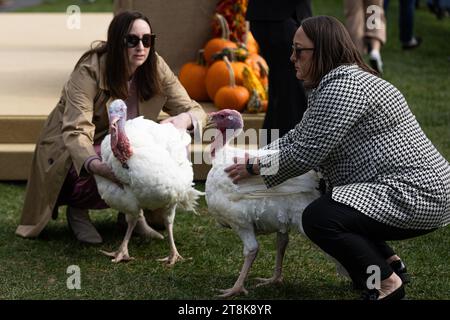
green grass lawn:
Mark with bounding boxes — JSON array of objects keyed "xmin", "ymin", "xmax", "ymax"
[{"xmin": 1, "ymin": 0, "xmax": 449, "ymax": 300}]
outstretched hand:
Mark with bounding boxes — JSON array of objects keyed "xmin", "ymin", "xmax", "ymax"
[
  {"xmin": 224, "ymin": 153, "xmax": 259, "ymax": 184},
  {"xmin": 89, "ymin": 159, "xmax": 123, "ymax": 188},
  {"xmin": 160, "ymin": 112, "xmax": 193, "ymax": 130}
]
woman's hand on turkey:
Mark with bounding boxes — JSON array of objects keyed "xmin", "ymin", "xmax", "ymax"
[
  {"xmin": 89, "ymin": 159, "xmax": 123, "ymax": 188},
  {"xmin": 160, "ymin": 112, "xmax": 193, "ymax": 130},
  {"xmin": 225, "ymin": 155, "xmax": 251, "ymax": 184}
]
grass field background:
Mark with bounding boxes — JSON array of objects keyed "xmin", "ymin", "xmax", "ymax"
[{"xmin": 0, "ymin": 0, "xmax": 449, "ymax": 299}]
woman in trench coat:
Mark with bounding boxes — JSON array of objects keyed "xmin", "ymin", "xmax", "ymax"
[{"xmin": 16, "ymin": 11, "xmax": 207, "ymax": 243}]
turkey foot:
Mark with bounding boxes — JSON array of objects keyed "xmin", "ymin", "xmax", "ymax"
[
  {"xmin": 255, "ymin": 275, "xmax": 283, "ymax": 287},
  {"xmin": 216, "ymin": 286, "xmax": 248, "ymax": 298},
  {"xmin": 157, "ymin": 252, "xmax": 184, "ymax": 266},
  {"xmin": 100, "ymin": 249, "xmax": 135, "ymax": 263}
]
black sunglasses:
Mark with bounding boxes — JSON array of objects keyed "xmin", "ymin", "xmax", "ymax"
[
  {"xmin": 292, "ymin": 45, "xmax": 314, "ymax": 60},
  {"xmin": 124, "ymin": 33, "xmax": 156, "ymax": 48}
]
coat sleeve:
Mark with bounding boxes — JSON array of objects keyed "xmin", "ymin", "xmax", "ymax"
[
  {"xmin": 61, "ymin": 64, "xmax": 99, "ymax": 175},
  {"xmin": 259, "ymin": 72, "xmax": 369, "ymax": 188},
  {"xmin": 156, "ymin": 54, "xmax": 207, "ymax": 129}
]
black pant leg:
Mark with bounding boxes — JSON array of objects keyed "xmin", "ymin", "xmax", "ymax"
[
  {"xmin": 373, "ymin": 241, "xmax": 396, "ymax": 259},
  {"xmin": 302, "ymin": 194, "xmax": 435, "ymax": 288}
]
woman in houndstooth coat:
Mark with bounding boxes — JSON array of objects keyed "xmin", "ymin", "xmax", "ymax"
[{"xmin": 226, "ymin": 16, "xmax": 450, "ymax": 300}]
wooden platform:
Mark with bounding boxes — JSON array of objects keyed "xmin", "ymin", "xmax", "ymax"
[
  {"xmin": 0, "ymin": 105, "xmax": 264, "ymax": 181},
  {"xmin": 0, "ymin": 139, "xmax": 262, "ymax": 181}
]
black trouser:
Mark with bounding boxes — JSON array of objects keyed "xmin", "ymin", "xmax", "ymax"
[
  {"xmin": 250, "ymin": 18, "xmax": 308, "ymax": 144},
  {"xmin": 302, "ymin": 194, "xmax": 435, "ymax": 288}
]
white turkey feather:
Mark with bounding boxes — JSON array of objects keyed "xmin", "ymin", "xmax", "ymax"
[{"xmin": 97, "ymin": 116, "xmax": 198, "ymax": 212}]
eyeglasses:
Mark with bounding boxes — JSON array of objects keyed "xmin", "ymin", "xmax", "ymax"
[
  {"xmin": 124, "ymin": 33, "xmax": 156, "ymax": 48},
  {"xmin": 292, "ymin": 45, "xmax": 314, "ymax": 60}
]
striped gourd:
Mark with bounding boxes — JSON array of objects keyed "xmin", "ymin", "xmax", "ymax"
[{"xmin": 242, "ymin": 66, "xmax": 267, "ymax": 101}]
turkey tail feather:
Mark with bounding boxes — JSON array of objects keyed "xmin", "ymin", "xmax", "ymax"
[{"xmin": 178, "ymin": 187, "xmax": 204, "ymax": 214}]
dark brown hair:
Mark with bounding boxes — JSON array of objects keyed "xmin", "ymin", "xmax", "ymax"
[
  {"xmin": 300, "ymin": 16, "xmax": 378, "ymax": 89},
  {"xmin": 75, "ymin": 11, "xmax": 161, "ymax": 101}
]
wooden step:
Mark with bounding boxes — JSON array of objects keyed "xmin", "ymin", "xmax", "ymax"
[
  {"xmin": 0, "ymin": 103, "xmax": 264, "ymax": 144},
  {"xmin": 0, "ymin": 144, "xmax": 35, "ymax": 180},
  {"xmin": 0, "ymin": 142, "xmax": 258, "ymax": 181},
  {"xmin": 0, "ymin": 116, "xmax": 45, "ymax": 144}
]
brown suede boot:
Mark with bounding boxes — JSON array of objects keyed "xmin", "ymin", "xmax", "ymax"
[
  {"xmin": 66, "ymin": 207, "xmax": 102, "ymax": 244},
  {"xmin": 117, "ymin": 212, "xmax": 164, "ymax": 239}
]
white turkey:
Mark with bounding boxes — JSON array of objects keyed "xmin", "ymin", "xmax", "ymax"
[
  {"xmin": 95, "ymin": 99, "xmax": 202, "ymax": 264},
  {"xmin": 205, "ymin": 109, "xmax": 321, "ymax": 298}
]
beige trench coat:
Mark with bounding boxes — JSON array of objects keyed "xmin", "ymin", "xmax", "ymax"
[{"xmin": 16, "ymin": 52, "xmax": 207, "ymax": 238}]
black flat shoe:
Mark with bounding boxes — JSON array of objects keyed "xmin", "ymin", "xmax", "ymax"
[
  {"xmin": 390, "ymin": 260, "xmax": 411, "ymax": 285},
  {"xmin": 360, "ymin": 284, "xmax": 406, "ymax": 300}
]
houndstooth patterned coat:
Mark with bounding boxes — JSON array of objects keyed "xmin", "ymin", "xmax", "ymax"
[{"xmin": 259, "ymin": 64, "xmax": 450, "ymax": 230}]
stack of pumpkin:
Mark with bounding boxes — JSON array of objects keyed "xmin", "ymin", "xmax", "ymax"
[{"xmin": 178, "ymin": 13, "xmax": 269, "ymax": 113}]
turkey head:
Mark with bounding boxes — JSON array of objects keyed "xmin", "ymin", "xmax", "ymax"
[
  {"xmin": 108, "ymin": 99, "xmax": 133, "ymax": 169},
  {"xmin": 207, "ymin": 109, "xmax": 244, "ymax": 158}
]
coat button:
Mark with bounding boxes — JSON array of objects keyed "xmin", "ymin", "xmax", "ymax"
[{"xmin": 48, "ymin": 158, "xmax": 54, "ymax": 165}]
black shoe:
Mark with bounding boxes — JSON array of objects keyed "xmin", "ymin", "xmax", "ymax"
[
  {"xmin": 402, "ymin": 37, "xmax": 422, "ymax": 50},
  {"xmin": 361, "ymin": 284, "xmax": 406, "ymax": 300},
  {"xmin": 390, "ymin": 260, "xmax": 411, "ymax": 284}
]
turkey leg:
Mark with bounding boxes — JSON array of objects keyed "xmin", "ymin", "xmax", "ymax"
[
  {"xmin": 217, "ymin": 228, "xmax": 259, "ymax": 298},
  {"xmin": 255, "ymin": 231, "xmax": 289, "ymax": 287},
  {"xmin": 157, "ymin": 205, "xmax": 184, "ymax": 266},
  {"xmin": 100, "ymin": 213, "xmax": 138, "ymax": 263}
]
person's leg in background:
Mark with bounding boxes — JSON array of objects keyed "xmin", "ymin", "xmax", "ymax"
[
  {"xmin": 295, "ymin": 0, "xmax": 313, "ymax": 22},
  {"xmin": 365, "ymin": 0, "xmax": 386, "ymax": 74},
  {"xmin": 400, "ymin": 0, "xmax": 422, "ymax": 49},
  {"xmin": 344, "ymin": 0, "xmax": 385, "ymax": 74},
  {"xmin": 385, "ymin": 0, "xmax": 422, "ymax": 49},
  {"xmin": 344, "ymin": 0, "xmax": 366, "ymax": 54},
  {"xmin": 250, "ymin": 19, "xmax": 308, "ymax": 144}
]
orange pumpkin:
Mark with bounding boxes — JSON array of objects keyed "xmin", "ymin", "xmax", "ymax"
[
  {"xmin": 205, "ymin": 60, "xmax": 229, "ymax": 101},
  {"xmin": 205, "ymin": 58, "xmax": 246, "ymax": 100},
  {"xmin": 178, "ymin": 49, "xmax": 209, "ymax": 101},
  {"xmin": 204, "ymin": 14, "xmax": 237, "ymax": 65},
  {"xmin": 214, "ymin": 56, "xmax": 249, "ymax": 111},
  {"xmin": 231, "ymin": 61, "xmax": 247, "ymax": 86},
  {"xmin": 209, "ymin": 47, "xmax": 247, "ymax": 86}
]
